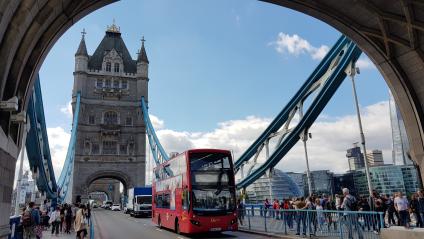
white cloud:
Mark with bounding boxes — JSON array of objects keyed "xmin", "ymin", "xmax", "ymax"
[
  {"xmin": 150, "ymin": 114, "xmax": 165, "ymax": 130},
  {"xmin": 60, "ymin": 101, "xmax": 72, "ymax": 118},
  {"xmin": 47, "ymin": 127, "xmax": 71, "ymax": 178},
  {"xmin": 356, "ymin": 57, "xmax": 375, "ymax": 70},
  {"xmin": 271, "ymin": 32, "xmax": 329, "ymax": 60},
  {"xmin": 151, "ymin": 101, "xmax": 392, "ymax": 175}
]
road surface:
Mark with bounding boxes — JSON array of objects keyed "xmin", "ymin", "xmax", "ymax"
[{"xmin": 91, "ymin": 208, "xmax": 270, "ymax": 239}]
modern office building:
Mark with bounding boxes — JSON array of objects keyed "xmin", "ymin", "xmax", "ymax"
[
  {"xmin": 366, "ymin": 150, "xmax": 384, "ymax": 166},
  {"xmin": 246, "ymin": 169, "xmax": 302, "ymax": 203},
  {"xmin": 346, "ymin": 143, "xmax": 365, "ymax": 170},
  {"xmin": 287, "ymin": 170, "xmax": 334, "ymax": 196},
  {"xmin": 333, "ymin": 172, "xmax": 356, "ymax": 196},
  {"xmin": 389, "ymin": 91, "xmax": 413, "ymax": 166},
  {"xmin": 304, "ymin": 170, "xmax": 334, "ymax": 196},
  {"xmin": 286, "ymin": 172, "xmax": 305, "ymax": 197},
  {"xmin": 353, "ymin": 164, "xmax": 421, "ymax": 196}
]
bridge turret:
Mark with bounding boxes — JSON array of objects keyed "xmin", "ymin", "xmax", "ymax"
[
  {"xmin": 75, "ymin": 29, "xmax": 88, "ymax": 72},
  {"xmin": 136, "ymin": 36, "xmax": 149, "ymax": 79}
]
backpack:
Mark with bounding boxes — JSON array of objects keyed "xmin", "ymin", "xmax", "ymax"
[
  {"xmin": 346, "ymin": 196, "xmax": 358, "ymax": 211},
  {"xmin": 22, "ymin": 209, "xmax": 33, "ymax": 227}
]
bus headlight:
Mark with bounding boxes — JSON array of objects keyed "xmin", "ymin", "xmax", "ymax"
[{"xmin": 190, "ymin": 219, "xmax": 201, "ymax": 226}]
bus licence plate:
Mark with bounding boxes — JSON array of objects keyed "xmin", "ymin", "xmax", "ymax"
[{"xmin": 210, "ymin": 227, "xmax": 221, "ymax": 232}]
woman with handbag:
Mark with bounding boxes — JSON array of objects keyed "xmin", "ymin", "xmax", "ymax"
[{"xmin": 74, "ymin": 204, "xmax": 88, "ymax": 239}]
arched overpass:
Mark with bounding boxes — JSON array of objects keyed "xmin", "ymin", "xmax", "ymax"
[{"xmin": 1, "ymin": 1, "xmax": 424, "ymax": 237}]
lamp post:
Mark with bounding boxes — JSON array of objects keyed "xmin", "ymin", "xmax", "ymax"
[
  {"xmin": 301, "ymin": 130, "xmax": 313, "ymax": 197},
  {"xmin": 15, "ymin": 123, "xmax": 28, "ymax": 215},
  {"xmin": 347, "ymin": 63, "xmax": 373, "ymax": 197}
]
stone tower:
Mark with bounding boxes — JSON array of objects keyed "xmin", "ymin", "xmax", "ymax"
[{"xmin": 71, "ymin": 23, "xmax": 148, "ymax": 202}]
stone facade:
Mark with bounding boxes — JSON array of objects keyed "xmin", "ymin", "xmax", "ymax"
[{"xmin": 71, "ymin": 24, "xmax": 148, "ymax": 202}]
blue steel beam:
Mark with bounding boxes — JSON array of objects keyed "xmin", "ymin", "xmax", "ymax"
[
  {"xmin": 236, "ymin": 38, "xmax": 361, "ymax": 189},
  {"xmin": 234, "ymin": 36, "xmax": 347, "ymax": 171},
  {"xmin": 25, "ymin": 75, "xmax": 58, "ymax": 198},
  {"xmin": 141, "ymin": 97, "xmax": 169, "ymax": 165},
  {"xmin": 57, "ymin": 92, "xmax": 81, "ymax": 202}
]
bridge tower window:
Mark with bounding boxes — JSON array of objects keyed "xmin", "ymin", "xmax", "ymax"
[
  {"xmin": 119, "ymin": 144, "xmax": 128, "ymax": 155},
  {"xmin": 114, "ymin": 63, "xmax": 120, "ymax": 73},
  {"xmin": 113, "ymin": 80, "xmax": 119, "ymax": 88},
  {"xmin": 96, "ymin": 79, "xmax": 103, "ymax": 88},
  {"xmin": 91, "ymin": 144, "xmax": 99, "ymax": 155},
  {"xmin": 106, "ymin": 62, "xmax": 111, "ymax": 72},
  {"xmin": 89, "ymin": 115, "xmax": 95, "ymax": 125},
  {"xmin": 121, "ymin": 80, "xmax": 128, "ymax": 89},
  {"xmin": 104, "ymin": 111, "xmax": 118, "ymax": 125},
  {"xmin": 125, "ymin": 117, "xmax": 132, "ymax": 126},
  {"xmin": 105, "ymin": 79, "xmax": 111, "ymax": 88},
  {"xmin": 103, "ymin": 141, "xmax": 117, "ymax": 155}
]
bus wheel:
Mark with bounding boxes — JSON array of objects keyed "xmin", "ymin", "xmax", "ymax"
[{"xmin": 175, "ymin": 219, "xmax": 180, "ymax": 234}]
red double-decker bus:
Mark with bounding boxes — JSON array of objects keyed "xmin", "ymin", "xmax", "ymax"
[{"xmin": 152, "ymin": 149, "xmax": 238, "ymax": 234}]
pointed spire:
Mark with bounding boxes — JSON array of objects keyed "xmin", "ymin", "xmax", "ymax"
[
  {"xmin": 75, "ymin": 29, "xmax": 88, "ymax": 56},
  {"xmin": 137, "ymin": 36, "xmax": 149, "ymax": 63}
]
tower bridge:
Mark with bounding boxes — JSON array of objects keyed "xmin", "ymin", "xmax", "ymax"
[{"xmin": 1, "ymin": 1, "xmax": 424, "ymax": 238}]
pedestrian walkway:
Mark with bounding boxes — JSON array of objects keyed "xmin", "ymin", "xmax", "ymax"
[{"xmin": 42, "ymin": 231, "xmax": 76, "ymax": 239}]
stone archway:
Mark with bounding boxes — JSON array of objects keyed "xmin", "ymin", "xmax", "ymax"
[
  {"xmin": 73, "ymin": 169, "xmax": 133, "ymax": 204},
  {"xmin": 2, "ymin": 1, "xmax": 424, "ymax": 237}
]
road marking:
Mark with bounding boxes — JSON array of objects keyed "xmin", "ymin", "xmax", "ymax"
[
  {"xmin": 177, "ymin": 237, "xmax": 184, "ymax": 239},
  {"xmin": 155, "ymin": 228, "xmax": 163, "ymax": 232}
]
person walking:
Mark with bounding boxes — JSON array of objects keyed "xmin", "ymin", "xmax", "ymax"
[
  {"xmin": 65, "ymin": 205, "xmax": 73, "ymax": 233},
  {"xmin": 49, "ymin": 207, "xmax": 61, "ymax": 236},
  {"xmin": 293, "ymin": 197, "xmax": 307, "ymax": 236},
  {"xmin": 418, "ymin": 190, "xmax": 424, "ymax": 228},
  {"xmin": 59, "ymin": 205, "xmax": 65, "ymax": 233},
  {"xmin": 236, "ymin": 199, "xmax": 244, "ymax": 226},
  {"xmin": 22, "ymin": 202, "xmax": 41, "ymax": 239},
  {"xmin": 394, "ymin": 192, "xmax": 410, "ymax": 228},
  {"xmin": 410, "ymin": 193, "xmax": 423, "ymax": 227},
  {"xmin": 386, "ymin": 195, "xmax": 397, "ymax": 226},
  {"xmin": 75, "ymin": 204, "xmax": 88, "ymax": 239},
  {"xmin": 273, "ymin": 199, "xmax": 280, "ymax": 219},
  {"xmin": 341, "ymin": 188, "xmax": 363, "ymax": 239},
  {"xmin": 264, "ymin": 198, "xmax": 271, "ymax": 217}
]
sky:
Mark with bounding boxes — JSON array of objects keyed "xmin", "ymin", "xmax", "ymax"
[{"xmin": 15, "ymin": 0, "xmax": 393, "ymax": 184}]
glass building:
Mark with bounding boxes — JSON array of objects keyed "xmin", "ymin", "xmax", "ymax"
[
  {"xmin": 304, "ymin": 170, "xmax": 334, "ymax": 196},
  {"xmin": 286, "ymin": 172, "xmax": 305, "ymax": 197},
  {"xmin": 353, "ymin": 165, "xmax": 421, "ymax": 196},
  {"xmin": 246, "ymin": 169, "xmax": 302, "ymax": 203},
  {"xmin": 333, "ymin": 172, "xmax": 356, "ymax": 196},
  {"xmin": 346, "ymin": 144, "xmax": 365, "ymax": 170},
  {"xmin": 389, "ymin": 91, "xmax": 413, "ymax": 165}
]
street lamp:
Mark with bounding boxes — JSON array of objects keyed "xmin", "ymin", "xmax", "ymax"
[
  {"xmin": 301, "ymin": 130, "xmax": 313, "ymax": 197},
  {"xmin": 346, "ymin": 63, "xmax": 373, "ymax": 197}
]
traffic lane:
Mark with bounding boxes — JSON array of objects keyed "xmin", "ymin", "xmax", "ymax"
[{"xmin": 92, "ymin": 208, "xmax": 269, "ymax": 239}]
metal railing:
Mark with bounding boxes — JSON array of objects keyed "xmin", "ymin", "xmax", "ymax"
[
  {"xmin": 90, "ymin": 215, "xmax": 95, "ymax": 239},
  {"xmin": 238, "ymin": 207, "xmax": 384, "ymax": 239}
]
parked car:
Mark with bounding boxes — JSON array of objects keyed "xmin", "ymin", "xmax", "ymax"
[{"xmin": 111, "ymin": 204, "xmax": 121, "ymax": 211}]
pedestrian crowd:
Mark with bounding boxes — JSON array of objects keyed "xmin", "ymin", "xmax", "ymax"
[
  {"xmin": 237, "ymin": 188, "xmax": 424, "ymax": 237},
  {"xmin": 21, "ymin": 200, "xmax": 91, "ymax": 239}
]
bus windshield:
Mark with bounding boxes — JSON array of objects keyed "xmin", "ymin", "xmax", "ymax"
[{"xmin": 189, "ymin": 152, "xmax": 235, "ymax": 215}]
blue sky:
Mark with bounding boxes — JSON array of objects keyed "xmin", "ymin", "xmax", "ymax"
[{"xmin": 35, "ymin": 0, "xmax": 393, "ymax": 177}]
